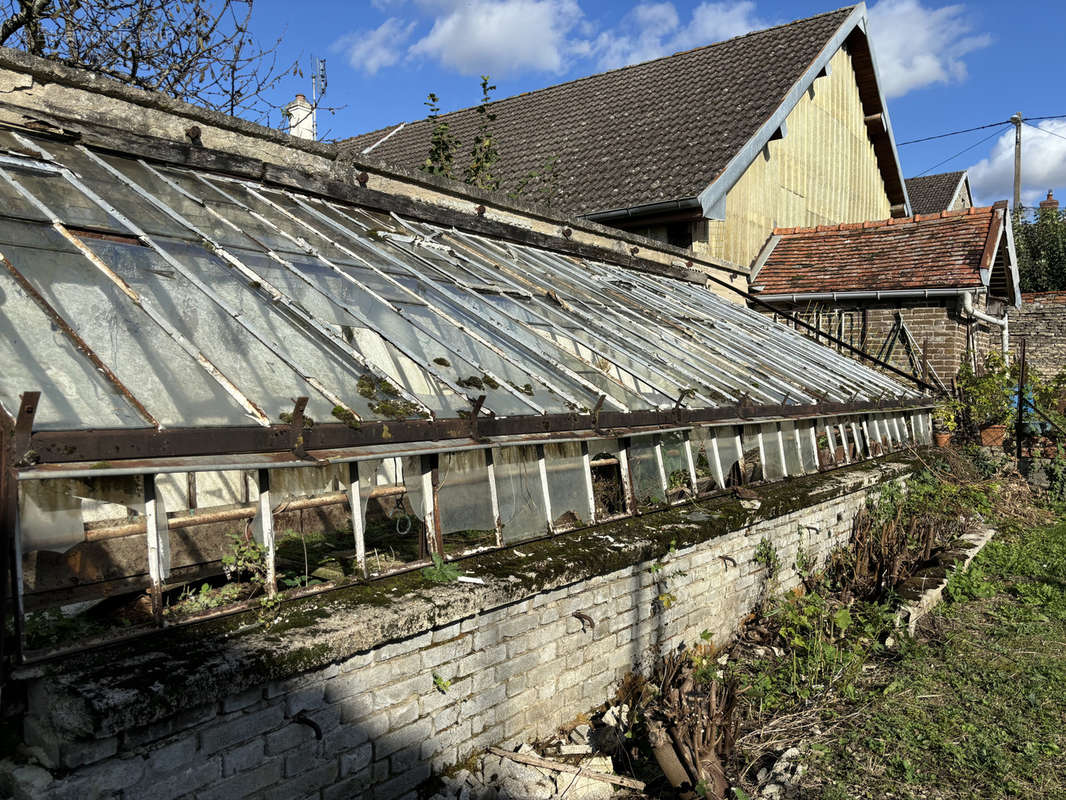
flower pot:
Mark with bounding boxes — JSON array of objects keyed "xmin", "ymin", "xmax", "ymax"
[
  {"xmin": 979, "ymin": 424, "xmax": 1006, "ymax": 447},
  {"xmin": 933, "ymin": 432, "xmax": 953, "ymax": 447}
]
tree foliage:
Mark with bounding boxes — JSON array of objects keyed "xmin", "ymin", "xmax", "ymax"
[
  {"xmin": 0, "ymin": 0, "xmax": 292, "ymax": 121},
  {"xmin": 1013, "ymin": 205, "xmax": 1066, "ymax": 292}
]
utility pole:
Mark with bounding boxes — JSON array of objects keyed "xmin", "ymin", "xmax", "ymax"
[{"xmin": 1011, "ymin": 112, "xmax": 1023, "ymax": 212}]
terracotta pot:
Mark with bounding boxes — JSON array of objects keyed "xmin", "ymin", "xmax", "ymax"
[
  {"xmin": 933, "ymin": 432, "xmax": 953, "ymax": 447},
  {"xmin": 979, "ymin": 424, "xmax": 1006, "ymax": 447}
]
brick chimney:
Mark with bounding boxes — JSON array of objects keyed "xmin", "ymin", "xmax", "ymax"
[
  {"xmin": 1039, "ymin": 190, "xmax": 1059, "ymax": 212},
  {"xmin": 283, "ymin": 94, "xmax": 315, "ymax": 140}
]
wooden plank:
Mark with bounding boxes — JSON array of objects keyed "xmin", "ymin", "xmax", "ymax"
[{"xmin": 486, "ymin": 747, "xmax": 645, "ymax": 791}]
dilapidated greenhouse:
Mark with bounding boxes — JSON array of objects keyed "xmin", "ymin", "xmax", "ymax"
[{"xmin": 0, "ymin": 48, "xmax": 933, "ymax": 800}]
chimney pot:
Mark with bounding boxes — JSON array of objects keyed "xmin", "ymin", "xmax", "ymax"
[{"xmin": 1040, "ymin": 190, "xmax": 1059, "ymax": 211}]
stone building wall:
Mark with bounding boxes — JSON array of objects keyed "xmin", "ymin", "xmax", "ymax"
[
  {"xmin": 1010, "ymin": 292, "xmax": 1066, "ymax": 377},
  {"xmin": 3, "ymin": 459, "xmax": 913, "ymax": 800}
]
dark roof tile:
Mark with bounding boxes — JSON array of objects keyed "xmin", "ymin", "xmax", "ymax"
[
  {"xmin": 904, "ymin": 171, "xmax": 966, "ymax": 214},
  {"xmin": 342, "ymin": 7, "xmax": 855, "ymax": 216}
]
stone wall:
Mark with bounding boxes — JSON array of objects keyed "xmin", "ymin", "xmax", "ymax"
[
  {"xmin": 1010, "ymin": 292, "xmax": 1066, "ymax": 377},
  {"xmin": 3, "ymin": 459, "xmax": 913, "ymax": 800}
]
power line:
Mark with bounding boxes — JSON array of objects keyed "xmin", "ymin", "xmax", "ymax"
[
  {"xmin": 898, "ymin": 120, "xmax": 1009, "ymax": 146},
  {"xmin": 914, "ymin": 124, "xmax": 1011, "ymax": 177},
  {"xmin": 1023, "ymin": 119, "xmax": 1066, "ymax": 143},
  {"xmin": 898, "ymin": 114, "xmax": 1066, "ymax": 146}
]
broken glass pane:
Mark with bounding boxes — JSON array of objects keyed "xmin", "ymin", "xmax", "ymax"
[
  {"xmin": 688, "ymin": 427, "xmax": 717, "ymax": 491},
  {"xmin": 357, "ymin": 458, "xmax": 425, "ymax": 574},
  {"xmin": 587, "ymin": 438, "xmax": 626, "ymax": 518}
]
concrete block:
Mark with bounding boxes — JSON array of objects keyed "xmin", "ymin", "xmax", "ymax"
[
  {"xmin": 147, "ymin": 734, "xmax": 198, "ymax": 773},
  {"xmin": 339, "ymin": 742, "xmax": 373, "ymax": 777},
  {"xmin": 222, "ymin": 738, "xmax": 265, "ymax": 777},
  {"xmin": 220, "ymin": 687, "xmax": 262, "ymax": 713},
  {"xmin": 199, "ymin": 705, "xmax": 284, "ymax": 755},
  {"xmin": 194, "ymin": 759, "xmax": 282, "ymax": 800}
]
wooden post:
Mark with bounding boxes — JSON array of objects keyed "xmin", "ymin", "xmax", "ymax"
[
  {"xmin": 1017, "ymin": 338, "xmax": 1027, "ymax": 461},
  {"xmin": 921, "ymin": 336, "xmax": 930, "ymax": 388},
  {"xmin": 144, "ymin": 474, "xmax": 173, "ymax": 623},
  {"xmin": 254, "ymin": 469, "xmax": 277, "ymax": 597},
  {"xmin": 346, "ymin": 462, "xmax": 367, "ymax": 577}
]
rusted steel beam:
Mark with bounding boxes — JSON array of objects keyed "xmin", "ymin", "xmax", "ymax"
[{"xmin": 24, "ymin": 398, "xmax": 932, "ymax": 467}]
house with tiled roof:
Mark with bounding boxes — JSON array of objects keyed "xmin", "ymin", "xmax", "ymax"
[
  {"xmin": 344, "ymin": 4, "xmax": 909, "ymax": 272},
  {"xmin": 905, "ymin": 171, "xmax": 973, "ymax": 215},
  {"xmin": 750, "ymin": 202, "xmax": 1020, "ymax": 384}
]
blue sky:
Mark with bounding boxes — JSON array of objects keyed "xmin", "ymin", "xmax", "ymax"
[{"xmin": 251, "ymin": 0, "xmax": 1066, "ymax": 209}]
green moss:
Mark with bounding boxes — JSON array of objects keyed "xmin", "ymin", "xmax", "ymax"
[
  {"xmin": 331, "ymin": 405, "xmax": 360, "ymax": 430},
  {"xmin": 482, "ymin": 375, "xmax": 501, "ymax": 390},
  {"xmin": 370, "ymin": 398, "xmax": 423, "ymax": 419},
  {"xmin": 89, "ymin": 461, "xmax": 111, "ymax": 470},
  {"xmin": 509, "ymin": 381, "xmax": 535, "ymax": 396},
  {"xmin": 433, "ymin": 357, "xmax": 452, "ymax": 367},
  {"xmin": 457, "ymin": 375, "xmax": 485, "ymax": 390},
  {"xmin": 278, "ymin": 412, "xmax": 314, "ymax": 428},
  {"xmin": 357, "ymin": 375, "xmax": 377, "ymax": 400}
]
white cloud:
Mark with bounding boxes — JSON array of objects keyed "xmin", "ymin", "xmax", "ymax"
[
  {"xmin": 408, "ymin": 0, "xmax": 587, "ymax": 76},
  {"xmin": 332, "ymin": 18, "xmax": 417, "ymax": 76},
  {"xmin": 868, "ymin": 0, "xmax": 991, "ymax": 98},
  {"xmin": 968, "ymin": 120, "xmax": 1066, "ymax": 207},
  {"xmin": 592, "ymin": 1, "xmax": 766, "ymax": 70}
]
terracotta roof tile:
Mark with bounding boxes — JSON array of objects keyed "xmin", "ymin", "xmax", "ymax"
[
  {"xmin": 757, "ymin": 206, "xmax": 1002, "ymax": 295},
  {"xmin": 340, "ymin": 8, "xmax": 855, "ymax": 217}
]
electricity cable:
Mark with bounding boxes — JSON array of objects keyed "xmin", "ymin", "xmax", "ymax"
[{"xmin": 914, "ymin": 124, "xmax": 1011, "ymax": 177}]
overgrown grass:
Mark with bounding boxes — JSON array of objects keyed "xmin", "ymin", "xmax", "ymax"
[{"xmin": 796, "ymin": 517, "xmax": 1066, "ymax": 799}]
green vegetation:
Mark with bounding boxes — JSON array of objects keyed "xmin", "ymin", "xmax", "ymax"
[
  {"xmin": 432, "ymin": 671, "xmax": 452, "ymax": 694},
  {"xmin": 1013, "ymin": 203, "xmax": 1066, "ymax": 292},
  {"xmin": 794, "ymin": 517, "xmax": 1066, "ymax": 799},
  {"xmin": 421, "ymin": 553, "xmax": 461, "ymax": 584}
]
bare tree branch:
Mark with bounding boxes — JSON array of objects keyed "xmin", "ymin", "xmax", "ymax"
[{"xmin": 0, "ymin": 0, "xmax": 294, "ymax": 122}]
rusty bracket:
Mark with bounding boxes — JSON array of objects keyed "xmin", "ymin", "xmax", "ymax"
[
  {"xmin": 13, "ymin": 392, "xmax": 39, "ymax": 468},
  {"xmin": 469, "ymin": 394, "xmax": 487, "ymax": 441},
  {"xmin": 592, "ymin": 395, "xmax": 607, "ymax": 433},
  {"xmin": 288, "ymin": 397, "xmax": 311, "ymax": 461}
]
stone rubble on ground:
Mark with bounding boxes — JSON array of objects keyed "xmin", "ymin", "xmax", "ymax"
[
  {"xmin": 755, "ymin": 745, "xmax": 807, "ymax": 799},
  {"xmin": 428, "ymin": 703, "xmax": 630, "ymax": 800}
]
